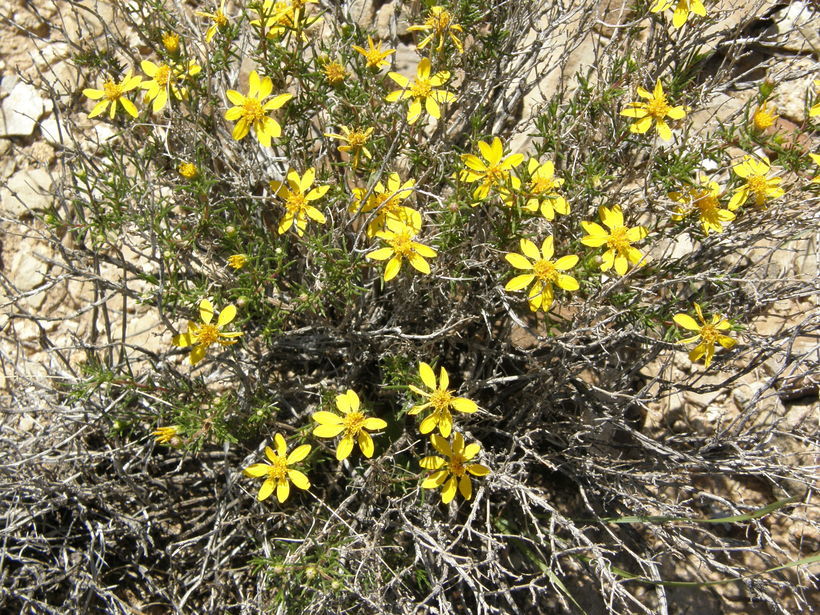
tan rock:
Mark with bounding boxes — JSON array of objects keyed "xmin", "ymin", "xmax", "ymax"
[
  {"xmin": 8, "ymin": 236, "xmax": 51, "ymax": 293},
  {"xmin": 0, "ymin": 77, "xmax": 51, "ymax": 137},
  {"xmin": 0, "ymin": 167, "xmax": 54, "ymax": 217}
]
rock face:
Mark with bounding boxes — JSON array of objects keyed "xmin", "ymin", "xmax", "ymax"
[
  {"xmin": 0, "ymin": 77, "xmax": 51, "ymax": 137},
  {"xmin": 0, "ymin": 167, "xmax": 53, "ymax": 217}
]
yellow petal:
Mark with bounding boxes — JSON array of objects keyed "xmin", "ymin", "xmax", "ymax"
[
  {"xmin": 313, "ymin": 411, "xmax": 343, "ymax": 426},
  {"xmin": 441, "ymin": 476, "xmax": 457, "ymax": 503},
  {"xmin": 458, "ymin": 475, "xmax": 472, "ymax": 500},
  {"xmin": 336, "ymin": 436, "xmax": 354, "ymax": 460},
  {"xmin": 358, "ymin": 431, "xmax": 374, "ymax": 457},
  {"xmin": 313, "ymin": 423, "xmax": 345, "ymax": 438},
  {"xmin": 422, "ymin": 470, "xmax": 448, "ymax": 488},
  {"xmin": 419, "ymin": 362, "xmax": 437, "ymax": 390},
  {"xmin": 274, "ymin": 433, "xmax": 287, "ymax": 456},
  {"xmin": 451, "ymin": 397, "xmax": 477, "ymax": 413},
  {"xmin": 364, "ymin": 417, "xmax": 387, "ymax": 430},
  {"xmin": 419, "ymin": 413, "xmax": 438, "ymax": 434},
  {"xmin": 673, "ymin": 313, "xmax": 700, "ymax": 331},
  {"xmin": 505, "ymin": 252, "xmax": 533, "ymax": 270},
  {"xmin": 288, "ymin": 469, "xmax": 310, "ymax": 490},
  {"xmin": 244, "ymin": 463, "xmax": 270, "ymax": 477},
  {"xmin": 383, "ymin": 255, "xmax": 402, "ymax": 282},
  {"xmin": 467, "ymin": 463, "xmax": 491, "ymax": 476},
  {"xmin": 276, "ymin": 479, "xmax": 290, "ymax": 503},
  {"xmin": 505, "ymin": 273, "xmax": 535, "ymax": 291},
  {"xmin": 217, "ymin": 304, "xmax": 236, "ymax": 327},
  {"xmin": 258, "ymin": 478, "xmax": 275, "ymax": 501},
  {"xmin": 419, "ymin": 456, "xmax": 445, "ymax": 470}
]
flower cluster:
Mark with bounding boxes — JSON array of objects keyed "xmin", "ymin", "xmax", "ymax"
[
  {"xmin": 131, "ymin": 0, "xmax": 820, "ymax": 520},
  {"xmin": 241, "ymin": 363, "xmax": 490, "ymax": 506}
]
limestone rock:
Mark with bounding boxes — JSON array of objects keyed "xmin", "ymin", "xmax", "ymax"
[
  {"xmin": 769, "ymin": 57, "xmax": 818, "ymax": 124},
  {"xmin": 763, "ymin": 2, "xmax": 820, "ymax": 54},
  {"xmin": 0, "ymin": 167, "xmax": 53, "ymax": 217},
  {"xmin": 39, "ymin": 116, "xmax": 72, "ymax": 145},
  {"xmin": 0, "ymin": 78, "xmax": 51, "ymax": 137},
  {"xmin": 8, "ymin": 237, "xmax": 51, "ymax": 292},
  {"xmin": 346, "ymin": 0, "xmax": 376, "ymax": 28}
]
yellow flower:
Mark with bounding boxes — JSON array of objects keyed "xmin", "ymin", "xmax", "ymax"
[
  {"xmin": 152, "ymin": 425, "xmax": 180, "ymax": 445},
  {"xmin": 811, "ymin": 80, "xmax": 820, "ymax": 118},
  {"xmin": 673, "ymin": 303, "xmax": 736, "ymax": 368},
  {"xmin": 366, "ymin": 217, "xmax": 437, "ymax": 282},
  {"xmin": 178, "ymin": 161, "xmax": 198, "ymax": 178},
  {"xmin": 505, "ymin": 237, "xmax": 579, "ymax": 312},
  {"xmin": 243, "ymin": 433, "xmax": 311, "ymax": 503},
  {"xmin": 650, "ymin": 0, "xmax": 707, "ymax": 29},
  {"xmin": 162, "ymin": 32, "xmax": 180, "ymax": 54},
  {"xmin": 407, "ymin": 6, "xmax": 464, "ymax": 53},
  {"xmin": 352, "ymin": 36, "xmax": 395, "ymax": 69},
  {"xmin": 752, "ymin": 102, "xmax": 778, "ymax": 132},
  {"xmin": 312, "ymin": 390, "xmax": 388, "ymax": 461},
  {"xmin": 195, "ymin": 0, "xmax": 230, "ymax": 43},
  {"xmin": 82, "ymin": 70, "xmax": 142, "ymax": 119},
  {"xmin": 270, "ymin": 168, "xmax": 329, "ymax": 236},
  {"xmin": 251, "ymin": 0, "xmax": 319, "ymax": 41},
  {"xmin": 580, "ymin": 205, "xmax": 649, "ymax": 276},
  {"xmin": 459, "ymin": 137, "xmax": 524, "ymax": 201},
  {"xmin": 408, "ymin": 362, "xmax": 477, "ymax": 437},
  {"xmin": 227, "ymin": 254, "xmax": 248, "ymax": 270},
  {"xmin": 420, "ymin": 433, "xmax": 490, "ymax": 504},
  {"xmin": 322, "ymin": 60, "xmax": 347, "ymax": 85},
  {"xmin": 727, "ymin": 155, "xmax": 784, "ymax": 210},
  {"xmin": 521, "ymin": 157, "xmax": 569, "ymax": 219},
  {"xmin": 324, "ymin": 125, "xmax": 374, "ymax": 168},
  {"xmin": 351, "ymin": 172, "xmax": 417, "ymax": 236},
  {"xmin": 172, "ymin": 298, "xmax": 243, "ymax": 365},
  {"xmin": 386, "ymin": 57, "xmax": 456, "ymax": 125},
  {"xmin": 670, "ymin": 176, "xmax": 734, "ymax": 235},
  {"xmin": 224, "ymin": 70, "xmax": 293, "ymax": 147},
  {"xmin": 620, "ymin": 79, "xmax": 686, "ymax": 141},
  {"xmin": 810, "ymin": 153, "xmax": 820, "ymax": 184},
  {"xmin": 251, "ymin": 0, "xmax": 295, "ymax": 38},
  {"xmin": 140, "ymin": 59, "xmax": 201, "ymax": 113}
]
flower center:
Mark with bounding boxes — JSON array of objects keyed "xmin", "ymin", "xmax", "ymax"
[
  {"xmin": 163, "ymin": 32, "xmax": 180, "ymax": 53},
  {"xmin": 533, "ymin": 259, "xmax": 557, "ymax": 283},
  {"xmin": 286, "ymin": 192, "xmax": 307, "ymax": 213},
  {"xmin": 430, "ymin": 11, "xmax": 452, "ymax": 33},
  {"xmin": 365, "ymin": 50, "xmax": 384, "ymax": 66},
  {"xmin": 746, "ymin": 175, "xmax": 769, "ymax": 195},
  {"xmin": 485, "ymin": 165, "xmax": 507, "ymax": 185},
  {"xmin": 430, "ymin": 388, "xmax": 453, "ymax": 412},
  {"xmin": 241, "ymin": 97, "xmax": 265, "ymax": 124},
  {"xmin": 700, "ymin": 324, "xmax": 718, "ymax": 344},
  {"xmin": 646, "ymin": 95, "xmax": 670, "ymax": 120},
  {"xmin": 693, "ymin": 191, "xmax": 719, "ymax": 218},
  {"xmin": 266, "ymin": 454, "xmax": 288, "ymax": 481},
  {"xmin": 448, "ymin": 453, "xmax": 467, "ymax": 477},
  {"xmin": 389, "ymin": 231, "xmax": 414, "ymax": 257},
  {"xmin": 198, "ymin": 323, "xmax": 220, "ymax": 346},
  {"xmin": 214, "ymin": 10, "xmax": 229, "ymax": 27},
  {"xmin": 754, "ymin": 108, "xmax": 775, "ymax": 130},
  {"xmin": 531, "ymin": 176, "xmax": 555, "ymax": 194},
  {"xmin": 155, "ymin": 65, "xmax": 172, "ymax": 87},
  {"xmin": 325, "ymin": 63, "xmax": 345, "ymax": 84},
  {"xmin": 607, "ymin": 226, "xmax": 631, "ymax": 253},
  {"xmin": 347, "ymin": 131, "xmax": 367, "ymax": 147},
  {"xmin": 412, "ymin": 78, "xmax": 433, "ymax": 98},
  {"xmin": 343, "ymin": 411, "xmax": 366, "ymax": 437},
  {"xmin": 103, "ymin": 80, "xmax": 123, "ymax": 101}
]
